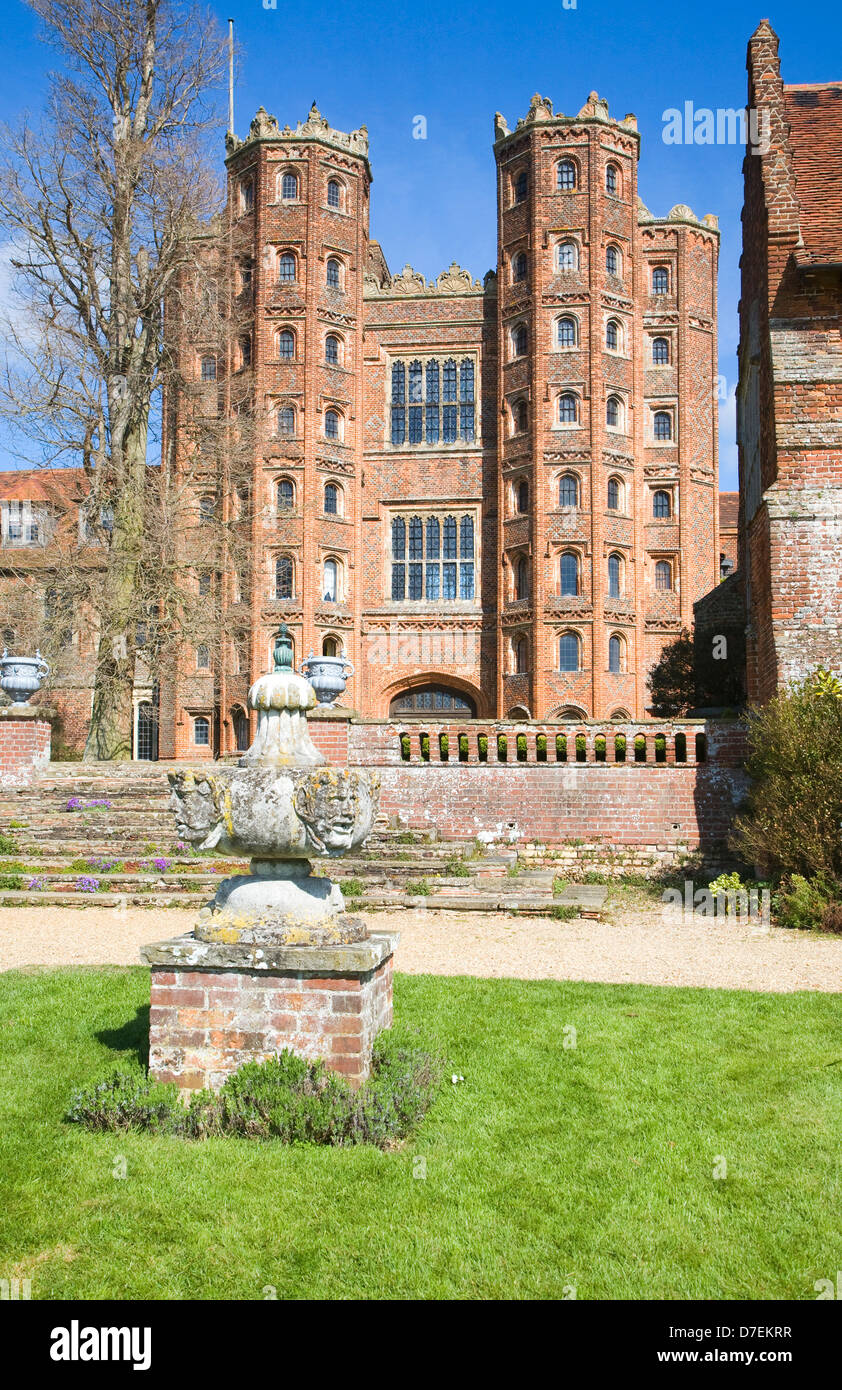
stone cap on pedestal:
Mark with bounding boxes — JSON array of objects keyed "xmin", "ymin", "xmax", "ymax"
[{"xmin": 141, "ymin": 930, "xmax": 398, "ymax": 976}]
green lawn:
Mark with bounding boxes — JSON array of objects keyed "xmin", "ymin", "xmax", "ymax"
[{"xmin": 0, "ymin": 967, "xmax": 840, "ymax": 1300}]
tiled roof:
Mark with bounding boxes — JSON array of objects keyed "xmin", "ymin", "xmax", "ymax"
[
  {"xmin": 719, "ymin": 492, "xmax": 739, "ymax": 530},
  {"xmin": 784, "ymin": 83, "xmax": 842, "ymax": 266},
  {"xmin": 0, "ymin": 467, "xmax": 87, "ymax": 505}
]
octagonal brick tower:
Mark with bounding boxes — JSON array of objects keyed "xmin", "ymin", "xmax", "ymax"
[
  {"xmin": 225, "ymin": 104, "xmax": 371, "ymax": 734},
  {"xmin": 494, "ymin": 92, "xmax": 720, "ymax": 722}
]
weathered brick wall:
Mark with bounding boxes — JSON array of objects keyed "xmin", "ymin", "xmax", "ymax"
[
  {"xmin": 320, "ymin": 716, "xmax": 748, "ymax": 848},
  {"xmin": 0, "ymin": 709, "xmax": 52, "ymax": 786},
  {"xmin": 739, "ymin": 22, "xmax": 842, "ymax": 701}
]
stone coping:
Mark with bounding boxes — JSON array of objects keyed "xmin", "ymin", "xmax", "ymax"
[
  {"xmin": 141, "ymin": 929, "xmax": 398, "ymax": 976},
  {"xmin": 0, "ymin": 704, "xmax": 56, "ymax": 720}
]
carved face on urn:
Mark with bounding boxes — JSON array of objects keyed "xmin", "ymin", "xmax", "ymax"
[
  {"xmin": 168, "ymin": 771, "xmax": 226, "ymax": 850},
  {"xmin": 294, "ymin": 769, "xmax": 380, "ymax": 856}
]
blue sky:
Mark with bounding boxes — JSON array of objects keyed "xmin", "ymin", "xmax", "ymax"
[{"xmin": 0, "ymin": 0, "xmax": 839, "ymax": 489}]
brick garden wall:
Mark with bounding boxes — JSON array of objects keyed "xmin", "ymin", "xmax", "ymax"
[{"xmin": 309, "ymin": 714, "xmax": 748, "ymax": 849}]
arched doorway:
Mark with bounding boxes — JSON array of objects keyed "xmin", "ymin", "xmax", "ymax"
[
  {"xmin": 136, "ymin": 701, "xmax": 158, "ymax": 761},
  {"xmin": 389, "ymin": 685, "xmax": 476, "ymax": 719},
  {"xmin": 232, "ymin": 706, "xmax": 249, "ymax": 752}
]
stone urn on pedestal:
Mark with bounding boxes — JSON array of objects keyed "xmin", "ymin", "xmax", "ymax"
[{"xmin": 142, "ymin": 624, "xmax": 396, "ymax": 1093}]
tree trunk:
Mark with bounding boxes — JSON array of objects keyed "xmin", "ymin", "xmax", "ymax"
[{"xmin": 83, "ymin": 415, "xmax": 149, "ymax": 761}]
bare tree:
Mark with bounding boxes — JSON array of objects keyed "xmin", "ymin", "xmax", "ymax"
[{"xmin": 0, "ymin": 0, "xmax": 229, "ymax": 758}]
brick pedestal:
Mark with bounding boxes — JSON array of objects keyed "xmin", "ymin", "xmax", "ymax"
[
  {"xmin": 142, "ymin": 932, "xmax": 397, "ymax": 1093},
  {"xmin": 0, "ymin": 706, "xmax": 53, "ymax": 787}
]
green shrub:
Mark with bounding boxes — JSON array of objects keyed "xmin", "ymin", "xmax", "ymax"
[
  {"xmin": 551, "ymin": 904, "xmax": 579, "ymax": 920},
  {"xmin": 552, "ymin": 877, "xmax": 568, "ymax": 896},
  {"xmin": 774, "ymin": 874, "xmax": 840, "ymax": 931},
  {"xmin": 536, "ymin": 734, "xmax": 547, "ymax": 760},
  {"xmin": 400, "ymin": 734, "xmax": 411, "ymax": 761},
  {"xmin": 444, "ymin": 858, "xmax": 470, "ymax": 877},
  {"xmin": 420, "ymin": 734, "xmax": 430, "ymax": 761},
  {"xmin": 7, "ymin": 819, "xmax": 25, "ymax": 829},
  {"xmin": 342, "ymin": 878, "xmax": 364, "ymax": 898},
  {"xmin": 458, "ymin": 734, "xmax": 469, "ymax": 761},
  {"xmin": 478, "ymin": 734, "xmax": 488, "ymax": 761},
  {"xmin": 66, "ymin": 1072, "xmax": 180, "ymax": 1133},
  {"xmin": 575, "ymin": 734, "xmax": 586, "ymax": 760},
  {"xmin": 732, "ymin": 669, "xmax": 842, "ymax": 881},
  {"xmin": 0, "ymin": 832, "xmax": 20, "ymax": 855},
  {"xmin": 407, "ymin": 879, "xmax": 431, "ymax": 896},
  {"xmin": 439, "ymin": 734, "xmax": 449, "ymax": 759},
  {"xmin": 67, "ymin": 1032, "xmax": 446, "ymax": 1148},
  {"xmin": 516, "ymin": 734, "xmax": 527, "ymax": 760},
  {"xmin": 497, "ymin": 735, "xmax": 508, "ymax": 760},
  {"xmin": 0, "ymin": 873, "xmax": 22, "ymax": 889}
]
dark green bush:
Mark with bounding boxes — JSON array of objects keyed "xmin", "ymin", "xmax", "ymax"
[
  {"xmin": 67, "ymin": 1031, "xmax": 445, "ymax": 1148},
  {"xmin": 400, "ymin": 734, "xmax": 411, "ymax": 761},
  {"xmin": 732, "ymin": 668, "xmax": 842, "ymax": 880},
  {"xmin": 0, "ymin": 873, "xmax": 23, "ymax": 889},
  {"xmin": 0, "ymin": 832, "xmax": 20, "ymax": 856},
  {"xmin": 341, "ymin": 878, "xmax": 363, "ymax": 897}
]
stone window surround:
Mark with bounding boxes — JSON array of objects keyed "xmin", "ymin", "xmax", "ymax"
[{"xmin": 386, "ymin": 353, "xmax": 478, "ymax": 450}]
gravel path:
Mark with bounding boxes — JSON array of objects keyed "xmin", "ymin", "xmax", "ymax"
[{"xmin": 1, "ymin": 904, "xmax": 841, "ymax": 993}]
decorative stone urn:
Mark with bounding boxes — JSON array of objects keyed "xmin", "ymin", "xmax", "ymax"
[
  {"xmin": 299, "ymin": 651, "xmax": 355, "ymax": 707},
  {"xmin": 0, "ymin": 650, "xmax": 49, "ymax": 705},
  {"xmin": 142, "ymin": 623, "xmax": 396, "ymax": 1092}
]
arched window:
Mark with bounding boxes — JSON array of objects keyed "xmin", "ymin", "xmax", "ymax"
[
  {"xmin": 324, "ymin": 482, "xmax": 340, "ymax": 515},
  {"xmin": 607, "ymin": 478, "xmax": 621, "ymax": 510},
  {"xmin": 608, "ymin": 553, "xmax": 622, "ymax": 599},
  {"xmin": 608, "ymin": 635, "xmax": 623, "ymax": 673},
  {"xmin": 327, "ymin": 179, "xmax": 341, "ymax": 209},
  {"xmin": 199, "ymin": 495, "xmax": 215, "ymax": 524},
  {"xmin": 560, "ymin": 551, "xmax": 579, "ymax": 596},
  {"xmin": 514, "ymin": 635, "xmax": 529, "ymax": 673},
  {"xmin": 513, "ymin": 251, "xmax": 528, "ymax": 282},
  {"xmin": 559, "ymin": 632, "xmax": 580, "ymax": 672},
  {"xmin": 605, "ymin": 163, "xmax": 619, "ymax": 195},
  {"xmin": 515, "ymin": 555, "xmax": 529, "ymax": 600},
  {"xmin": 196, "ymin": 643, "xmax": 209, "ymax": 670},
  {"xmin": 277, "ymin": 406, "xmax": 295, "ymax": 436},
  {"xmin": 240, "ymin": 180, "xmax": 254, "ymax": 213},
  {"xmin": 512, "ymin": 323, "xmax": 528, "ymax": 357},
  {"xmin": 275, "ymin": 555, "xmax": 294, "ymax": 600},
  {"xmin": 281, "ymin": 172, "xmax": 297, "ymax": 200},
  {"xmin": 557, "ymin": 316, "xmax": 577, "ymax": 348},
  {"xmin": 514, "ymin": 169, "xmax": 528, "ymax": 202},
  {"xmin": 278, "ymin": 251, "xmax": 296, "ymax": 282},
  {"xmin": 652, "ymin": 337, "xmax": 670, "ymax": 365},
  {"xmin": 201, "ymin": 356, "xmax": 217, "ymax": 382},
  {"xmin": 233, "ymin": 707, "xmax": 249, "ymax": 752},
  {"xmin": 278, "ymin": 329, "xmax": 295, "ymax": 359},
  {"xmin": 277, "ymin": 478, "xmax": 294, "ymax": 510},
  {"xmin": 557, "ymin": 240, "xmax": 577, "ymax": 271},
  {"xmin": 323, "ymin": 558, "xmax": 339, "ymax": 602},
  {"xmin": 606, "ymin": 319, "xmax": 620, "ymax": 351},
  {"xmin": 559, "ymin": 472, "xmax": 578, "ymax": 507},
  {"xmin": 325, "ymin": 334, "xmax": 340, "ymax": 365},
  {"xmin": 326, "ymin": 257, "xmax": 341, "ymax": 289},
  {"xmin": 606, "ymin": 395, "xmax": 621, "ymax": 428},
  {"xmin": 652, "ymin": 266, "xmax": 669, "ymax": 295},
  {"xmin": 653, "ymin": 489, "xmax": 671, "ymax": 518},
  {"xmin": 323, "ymin": 636, "xmax": 342, "ymax": 657},
  {"xmin": 324, "ymin": 409, "xmax": 340, "ymax": 440},
  {"xmin": 605, "ymin": 245, "xmax": 620, "ymax": 276},
  {"xmin": 655, "ymin": 560, "xmax": 672, "ymax": 591},
  {"xmin": 193, "ymin": 715, "xmax": 210, "ymax": 747},
  {"xmin": 654, "ymin": 411, "xmax": 672, "ymax": 441},
  {"xmin": 513, "ymin": 399, "xmax": 528, "ymax": 434},
  {"xmin": 516, "ymin": 479, "xmax": 529, "ymax": 513},
  {"xmin": 558, "ymin": 393, "xmax": 578, "ymax": 425},
  {"xmin": 557, "ymin": 159, "xmax": 577, "ymax": 191}
]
